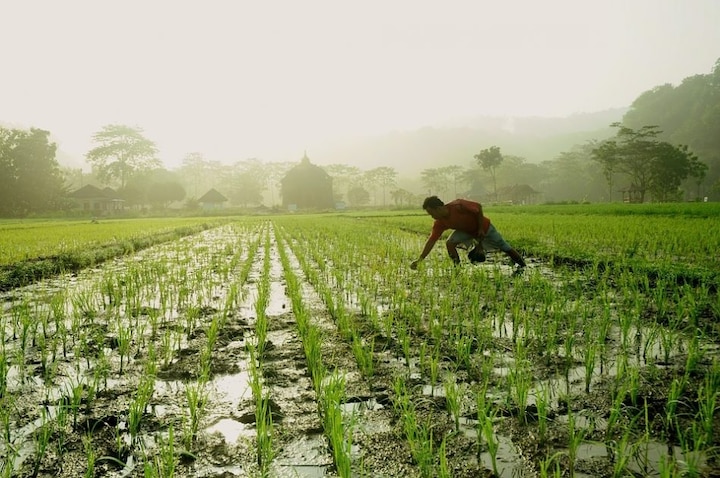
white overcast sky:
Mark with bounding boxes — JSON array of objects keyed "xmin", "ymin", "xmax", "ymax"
[{"xmin": 1, "ymin": 0, "xmax": 719, "ymax": 168}]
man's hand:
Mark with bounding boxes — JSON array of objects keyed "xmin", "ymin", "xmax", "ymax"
[{"xmin": 410, "ymin": 259, "xmax": 420, "ymax": 270}]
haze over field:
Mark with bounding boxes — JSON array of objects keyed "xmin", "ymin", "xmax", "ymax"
[{"xmin": 2, "ymin": 0, "xmax": 719, "ymax": 171}]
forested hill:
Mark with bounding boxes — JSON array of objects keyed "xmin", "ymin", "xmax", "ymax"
[{"xmin": 313, "ymin": 108, "xmax": 627, "ymax": 174}]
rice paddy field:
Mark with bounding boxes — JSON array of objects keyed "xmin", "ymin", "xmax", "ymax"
[{"xmin": 0, "ymin": 203, "xmax": 718, "ymax": 478}]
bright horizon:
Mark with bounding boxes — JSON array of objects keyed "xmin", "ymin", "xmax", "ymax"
[{"xmin": 1, "ymin": 0, "xmax": 719, "ymax": 169}]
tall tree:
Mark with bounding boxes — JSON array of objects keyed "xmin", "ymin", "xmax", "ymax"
[
  {"xmin": 0, "ymin": 127, "xmax": 65, "ymax": 216},
  {"xmin": 178, "ymin": 152, "xmax": 209, "ymax": 198},
  {"xmin": 437, "ymin": 165, "xmax": 466, "ymax": 198},
  {"xmin": 622, "ymin": 58, "xmax": 720, "ymax": 198},
  {"xmin": 325, "ymin": 163, "xmax": 363, "ymax": 203},
  {"xmin": 365, "ymin": 166, "xmax": 398, "ymax": 206},
  {"xmin": 474, "ymin": 146, "xmax": 503, "ymax": 201},
  {"xmin": 593, "ymin": 123, "xmax": 707, "ymax": 202},
  {"xmin": 86, "ymin": 124, "xmax": 160, "ymax": 189},
  {"xmin": 420, "ymin": 168, "xmax": 448, "ymax": 196}
]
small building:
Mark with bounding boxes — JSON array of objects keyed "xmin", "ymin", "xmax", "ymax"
[
  {"xmin": 619, "ymin": 184, "xmax": 643, "ymax": 203},
  {"xmin": 68, "ymin": 184, "xmax": 124, "ymax": 214},
  {"xmin": 280, "ymin": 153, "xmax": 334, "ymax": 210},
  {"xmin": 198, "ymin": 188, "xmax": 228, "ymax": 210},
  {"xmin": 495, "ymin": 184, "xmax": 541, "ymax": 205}
]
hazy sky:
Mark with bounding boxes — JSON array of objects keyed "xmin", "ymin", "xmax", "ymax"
[{"xmin": 2, "ymin": 0, "xmax": 719, "ymax": 168}]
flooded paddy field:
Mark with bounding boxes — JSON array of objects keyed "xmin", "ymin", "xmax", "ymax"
[{"xmin": 0, "ymin": 211, "xmax": 718, "ymax": 477}]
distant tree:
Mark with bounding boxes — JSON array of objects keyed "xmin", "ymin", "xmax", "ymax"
[
  {"xmin": 178, "ymin": 152, "xmax": 209, "ymax": 198},
  {"xmin": 390, "ymin": 188, "xmax": 415, "ymax": 207},
  {"xmin": 437, "ymin": 165, "xmax": 466, "ymax": 197},
  {"xmin": 325, "ymin": 163, "xmax": 363, "ymax": 203},
  {"xmin": 474, "ymin": 146, "xmax": 504, "ymax": 201},
  {"xmin": 264, "ymin": 161, "xmax": 295, "ymax": 206},
  {"xmin": 0, "ymin": 127, "xmax": 66, "ymax": 216},
  {"xmin": 347, "ymin": 186, "xmax": 370, "ymax": 207},
  {"xmin": 146, "ymin": 181, "xmax": 186, "ymax": 208},
  {"xmin": 420, "ymin": 168, "xmax": 448, "ymax": 196},
  {"xmin": 365, "ymin": 166, "xmax": 398, "ymax": 206},
  {"xmin": 622, "ymin": 57, "xmax": 720, "ymax": 198},
  {"xmin": 86, "ymin": 124, "xmax": 160, "ymax": 189},
  {"xmin": 593, "ymin": 123, "xmax": 707, "ymax": 202}
]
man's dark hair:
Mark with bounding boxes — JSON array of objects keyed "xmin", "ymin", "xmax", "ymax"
[{"xmin": 422, "ymin": 196, "xmax": 444, "ymax": 209}]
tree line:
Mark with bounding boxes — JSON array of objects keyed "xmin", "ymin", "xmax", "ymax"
[{"xmin": 1, "ymin": 58, "xmax": 717, "ymax": 216}]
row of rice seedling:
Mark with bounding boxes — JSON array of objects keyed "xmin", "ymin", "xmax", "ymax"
[
  {"xmin": 0, "ymin": 221, "xmax": 264, "ymax": 476},
  {"xmin": 274, "ymin": 224, "xmax": 359, "ymax": 477},
  {"xmin": 273, "ymin": 213, "xmax": 719, "ymax": 477}
]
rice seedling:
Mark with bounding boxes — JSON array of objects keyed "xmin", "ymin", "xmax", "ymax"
[
  {"xmin": 154, "ymin": 425, "xmax": 177, "ymax": 478},
  {"xmin": 83, "ymin": 434, "xmax": 95, "ymax": 478},
  {"xmin": 437, "ymin": 435, "xmax": 451, "ymax": 478},
  {"xmin": 320, "ymin": 372, "xmax": 352, "ymax": 478},
  {"xmin": 480, "ymin": 407, "xmax": 500, "ymax": 477},
  {"xmin": 32, "ymin": 409, "xmax": 53, "ymax": 478},
  {"xmin": 352, "ymin": 335, "xmax": 375, "ymax": 378},
  {"xmin": 565, "ymin": 409, "xmax": 588, "ymax": 478},
  {"xmin": 535, "ymin": 383, "xmax": 551, "ymax": 442},
  {"xmin": 696, "ymin": 372, "xmax": 718, "ymax": 447},
  {"xmin": 443, "ymin": 375, "xmax": 462, "ymax": 432},
  {"xmin": 182, "ymin": 381, "xmax": 207, "ymax": 449}
]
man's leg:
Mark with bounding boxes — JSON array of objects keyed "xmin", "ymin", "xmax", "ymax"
[
  {"xmin": 484, "ymin": 225, "xmax": 526, "ymax": 268},
  {"xmin": 445, "ymin": 240, "xmax": 461, "ymax": 264},
  {"xmin": 505, "ymin": 248, "xmax": 526, "ymax": 267},
  {"xmin": 446, "ymin": 230, "xmax": 473, "ymax": 265}
]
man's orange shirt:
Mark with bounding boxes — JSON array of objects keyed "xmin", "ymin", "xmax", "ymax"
[{"xmin": 428, "ymin": 199, "xmax": 491, "ymax": 241}]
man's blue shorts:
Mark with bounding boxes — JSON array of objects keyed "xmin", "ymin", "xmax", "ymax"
[{"xmin": 448, "ymin": 224, "xmax": 512, "ymax": 252}]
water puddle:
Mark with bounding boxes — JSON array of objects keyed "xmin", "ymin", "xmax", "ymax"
[{"xmin": 204, "ymin": 417, "xmax": 253, "ymax": 444}]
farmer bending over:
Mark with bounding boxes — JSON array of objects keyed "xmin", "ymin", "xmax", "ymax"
[{"xmin": 410, "ymin": 196, "xmax": 526, "ymax": 271}]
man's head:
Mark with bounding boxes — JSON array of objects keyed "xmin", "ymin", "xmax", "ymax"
[{"xmin": 422, "ymin": 196, "xmax": 448, "ymax": 219}]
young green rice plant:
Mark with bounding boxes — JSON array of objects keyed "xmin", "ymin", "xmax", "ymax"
[
  {"xmin": 128, "ymin": 396, "xmax": 145, "ymax": 444},
  {"xmin": 658, "ymin": 327, "xmax": 676, "ymax": 365},
  {"xmin": 538, "ymin": 452, "xmax": 563, "ymax": 478},
  {"xmin": 535, "ymin": 383, "xmax": 551, "ymax": 442},
  {"xmin": 255, "ymin": 394, "xmax": 275, "ymax": 477},
  {"xmin": 303, "ymin": 327, "xmax": 326, "ymax": 395},
  {"xmin": 566, "ymin": 409, "xmax": 588, "ymax": 478},
  {"xmin": 32, "ymin": 409, "xmax": 54, "ymax": 478},
  {"xmin": 183, "ymin": 382, "xmax": 207, "ymax": 449},
  {"xmin": 65, "ymin": 377, "xmax": 85, "ymax": 429},
  {"xmin": 0, "ymin": 352, "xmax": 8, "ymax": 399},
  {"xmin": 352, "ymin": 335, "xmax": 375, "ymax": 378},
  {"xmin": 83, "ymin": 433, "xmax": 96, "ymax": 478},
  {"xmin": 607, "ymin": 379, "xmax": 628, "ymax": 440},
  {"xmin": 455, "ymin": 334, "xmax": 473, "ymax": 371},
  {"xmin": 677, "ymin": 421, "xmax": 706, "ymax": 477},
  {"xmin": 437, "ymin": 435, "xmax": 451, "ymax": 478},
  {"xmin": 510, "ymin": 348, "xmax": 531, "ymax": 424},
  {"xmin": 480, "ymin": 406, "xmax": 500, "ymax": 477},
  {"xmin": 320, "ymin": 372, "xmax": 351, "ymax": 478},
  {"xmin": 583, "ymin": 340, "xmax": 598, "ymax": 394},
  {"xmin": 155, "ymin": 424, "xmax": 177, "ymax": 478},
  {"xmin": 684, "ymin": 333, "xmax": 701, "ymax": 376},
  {"xmin": 609, "ymin": 425, "xmax": 637, "ymax": 478},
  {"xmin": 627, "ymin": 365, "xmax": 640, "ymax": 408},
  {"xmin": 444, "ymin": 375, "xmax": 462, "ymax": 433},
  {"xmin": 664, "ymin": 375, "xmax": 687, "ymax": 439},
  {"xmin": 397, "ymin": 320, "xmax": 412, "ymax": 368},
  {"xmin": 696, "ymin": 372, "xmax": 718, "ymax": 447},
  {"xmin": 428, "ymin": 345, "xmax": 441, "ymax": 397},
  {"xmin": 117, "ymin": 319, "xmax": 132, "ymax": 375}
]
